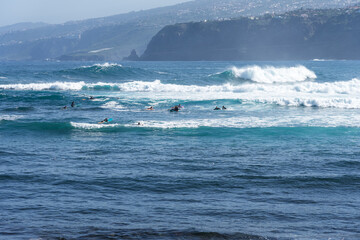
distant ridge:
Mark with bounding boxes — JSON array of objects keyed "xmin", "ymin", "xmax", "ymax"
[
  {"xmin": 0, "ymin": 0, "xmax": 359, "ymax": 61},
  {"xmin": 0, "ymin": 22, "xmax": 49, "ymax": 35},
  {"xmin": 141, "ymin": 7, "xmax": 360, "ymax": 61}
]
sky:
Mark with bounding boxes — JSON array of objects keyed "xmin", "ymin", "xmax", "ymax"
[{"xmin": 0, "ymin": 0, "xmax": 190, "ymax": 27}]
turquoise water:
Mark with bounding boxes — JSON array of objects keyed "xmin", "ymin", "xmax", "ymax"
[{"xmin": 1, "ymin": 61, "xmax": 360, "ymax": 239}]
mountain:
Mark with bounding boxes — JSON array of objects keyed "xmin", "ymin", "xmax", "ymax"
[
  {"xmin": 0, "ymin": 22, "xmax": 49, "ymax": 35},
  {"xmin": 141, "ymin": 6, "xmax": 360, "ymax": 61},
  {"xmin": 0, "ymin": 0, "xmax": 359, "ymax": 61}
]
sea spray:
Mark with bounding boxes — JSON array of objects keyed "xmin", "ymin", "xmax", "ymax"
[
  {"xmin": 70, "ymin": 122, "xmax": 120, "ymax": 129},
  {"xmin": 229, "ymin": 65, "xmax": 317, "ymax": 83}
]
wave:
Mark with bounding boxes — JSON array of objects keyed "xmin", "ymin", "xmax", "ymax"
[
  {"xmin": 70, "ymin": 122, "xmax": 121, "ymax": 129},
  {"xmin": 0, "ymin": 115, "xmax": 23, "ymax": 121},
  {"xmin": 130, "ymin": 114, "xmax": 360, "ymax": 129},
  {"xmin": 58, "ymin": 62, "xmax": 151, "ymax": 79},
  {"xmin": 4, "ymin": 113, "xmax": 360, "ymax": 132},
  {"xmin": 2, "ymin": 121, "xmax": 130, "ymax": 133},
  {"xmin": 50, "ymin": 114, "xmax": 360, "ymax": 130},
  {"xmin": 0, "ymin": 81, "xmax": 85, "ymax": 91},
  {"xmin": 2, "ymin": 78, "xmax": 359, "ymax": 94},
  {"xmin": 312, "ymin": 59, "xmax": 333, "ymax": 61},
  {"xmin": 213, "ymin": 65, "xmax": 317, "ymax": 83},
  {"xmin": 3, "ymin": 78, "xmax": 360, "ymax": 108},
  {"xmin": 101, "ymin": 101, "xmax": 126, "ymax": 111}
]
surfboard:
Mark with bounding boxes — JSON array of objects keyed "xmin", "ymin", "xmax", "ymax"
[{"xmin": 98, "ymin": 118, "xmax": 113, "ymax": 124}]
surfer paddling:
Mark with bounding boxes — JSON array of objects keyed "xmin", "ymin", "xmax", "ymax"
[
  {"xmin": 169, "ymin": 103, "xmax": 183, "ymax": 112},
  {"xmin": 170, "ymin": 105, "xmax": 179, "ymax": 112},
  {"xmin": 98, "ymin": 118, "xmax": 109, "ymax": 124}
]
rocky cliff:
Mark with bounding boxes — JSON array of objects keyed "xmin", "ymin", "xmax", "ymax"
[{"xmin": 141, "ymin": 7, "xmax": 360, "ymax": 61}]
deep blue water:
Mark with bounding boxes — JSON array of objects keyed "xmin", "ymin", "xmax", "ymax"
[{"xmin": 1, "ymin": 61, "xmax": 360, "ymax": 240}]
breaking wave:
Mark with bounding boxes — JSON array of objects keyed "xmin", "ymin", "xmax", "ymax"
[
  {"xmin": 3, "ymin": 77, "xmax": 360, "ymax": 108},
  {"xmin": 57, "ymin": 63, "xmax": 151, "ymax": 79},
  {"xmin": 1, "ymin": 78, "xmax": 359, "ymax": 94},
  {"xmin": 5, "ymin": 115, "xmax": 360, "ymax": 131},
  {"xmin": 70, "ymin": 122, "xmax": 120, "ymax": 129},
  {"xmin": 0, "ymin": 81, "xmax": 85, "ymax": 91},
  {"xmin": 0, "ymin": 115, "xmax": 23, "ymax": 121},
  {"xmin": 129, "ymin": 114, "xmax": 360, "ymax": 129},
  {"xmin": 101, "ymin": 101, "xmax": 127, "ymax": 111},
  {"xmin": 214, "ymin": 65, "xmax": 317, "ymax": 83}
]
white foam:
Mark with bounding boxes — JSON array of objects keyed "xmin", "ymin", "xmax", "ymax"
[
  {"xmin": 263, "ymin": 97, "xmax": 360, "ymax": 108},
  {"xmin": 3, "ymin": 76, "xmax": 360, "ymax": 108},
  {"xmin": 129, "ymin": 114, "xmax": 360, "ymax": 129},
  {"xmin": 81, "ymin": 62, "xmax": 122, "ymax": 69},
  {"xmin": 231, "ymin": 65, "xmax": 316, "ymax": 83},
  {"xmin": 70, "ymin": 122, "xmax": 120, "ymax": 129},
  {"xmin": 2, "ymin": 77, "xmax": 359, "ymax": 95},
  {"xmin": 0, "ymin": 76, "xmax": 7, "ymax": 79},
  {"xmin": 101, "ymin": 101, "xmax": 126, "ymax": 111},
  {"xmin": 230, "ymin": 65, "xmax": 317, "ymax": 83},
  {"xmin": 312, "ymin": 59, "xmax": 333, "ymax": 62},
  {"xmin": 0, "ymin": 115, "xmax": 23, "ymax": 121},
  {"xmin": 94, "ymin": 62, "xmax": 122, "ymax": 68},
  {"xmin": 156, "ymin": 71, "xmax": 169, "ymax": 75},
  {"xmin": 0, "ymin": 81, "xmax": 86, "ymax": 91}
]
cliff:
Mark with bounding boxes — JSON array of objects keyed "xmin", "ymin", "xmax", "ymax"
[
  {"xmin": 141, "ymin": 7, "xmax": 360, "ymax": 61},
  {"xmin": 0, "ymin": 0, "xmax": 358, "ymax": 61}
]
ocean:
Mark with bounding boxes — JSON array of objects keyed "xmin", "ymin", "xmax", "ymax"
[{"xmin": 1, "ymin": 60, "xmax": 360, "ymax": 240}]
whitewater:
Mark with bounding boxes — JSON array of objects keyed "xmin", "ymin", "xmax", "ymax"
[
  {"xmin": 2, "ymin": 65, "xmax": 360, "ymax": 109},
  {"xmin": 1, "ymin": 61, "xmax": 360, "ymax": 240}
]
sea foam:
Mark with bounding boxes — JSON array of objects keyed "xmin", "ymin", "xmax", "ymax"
[
  {"xmin": 129, "ymin": 114, "xmax": 360, "ymax": 129},
  {"xmin": 2, "ymin": 74, "xmax": 360, "ymax": 108},
  {"xmin": 230, "ymin": 65, "xmax": 317, "ymax": 83},
  {"xmin": 70, "ymin": 122, "xmax": 120, "ymax": 129},
  {"xmin": 2, "ymin": 78, "xmax": 360, "ymax": 95},
  {"xmin": 0, "ymin": 81, "xmax": 86, "ymax": 91},
  {"xmin": 101, "ymin": 101, "xmax": 126, "ymax": 111},
  {"xmin": 81, "ymin": 62, "xmax": 122, "ymax": 69},
  {"xmin": 0, "ymin": 115, "xmax": 23, "ymax": 121}
]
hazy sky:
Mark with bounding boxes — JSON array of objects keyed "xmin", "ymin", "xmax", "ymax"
[{"xmin": 0, "ymin": 0, "xmax": 190, "ymax": 27}]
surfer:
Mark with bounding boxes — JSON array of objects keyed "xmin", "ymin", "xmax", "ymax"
[
  {"xmin": 214, "ymin": 106, "xmax": 221, "ymax": 110},
  {"xmin": 146, "ymin": 106, "xmax": 154, "ymax": 110},
  {"xmin": 222, "ymin": 106, "xmax": 227, "ymax": 110},
  {"xmin": 89, "ymin": 96, "xmax": 94, "ymax": 100},
  {"xmin": 62, "ymin": 106, "xmax": 67, "ymax": 110},
  {"xmin": 71, "ymin": 101, "xmax": 75, "ymax": 107},
  {"xmin": 98, "ymin": 118, "xmax": 109, "ymax": 124},
  {"xmin": 171, "ymin": 105, "xmax": 179, "ymax": 112}
]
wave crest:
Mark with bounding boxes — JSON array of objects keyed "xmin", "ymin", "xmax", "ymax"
[
  {"xmin": 216, "ymin": 65, "xmax": 317, "ymax": 83},
  {"xmin": 70, "ymin": 122, "xmax": 120, "ymax": 129},
  {"xmin": 58, "ymin": 63, "xmax": 150, "ymax": 78},
  {"xmin": 0, "ymin": 115, "xmax": 23, "ymax": 121},
  {"xmin": 2, "ymin": 78, "xmax": 359, "ymax": 94},
  {"xmin": 0, "ymin": 81, "xmax": 85, "ymax": 91}
]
